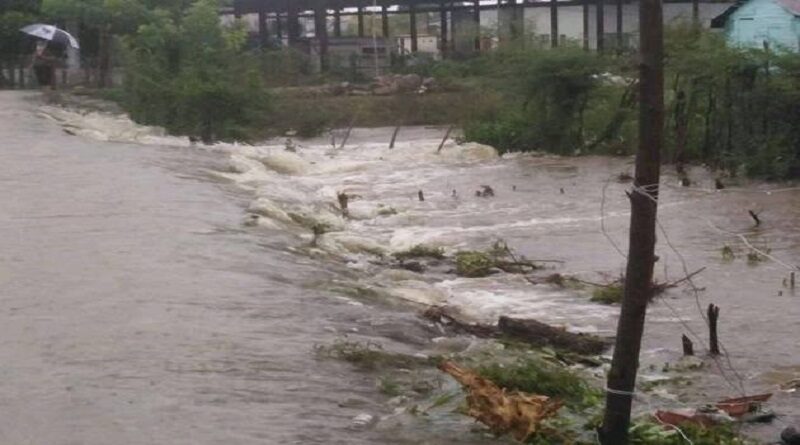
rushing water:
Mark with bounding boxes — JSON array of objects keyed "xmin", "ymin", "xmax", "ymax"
[{"xmin": 2, "ymin": 91, "xmax": 798, "ymax": 443}]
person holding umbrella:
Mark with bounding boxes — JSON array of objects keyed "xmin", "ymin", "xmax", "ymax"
[
  {"xmin": 20, "ymin": 24, "xmax": 80, "ymax": 89},
  {"xmin": 31, "ymin": 40, "xmax": 59, "ymax": 88}
]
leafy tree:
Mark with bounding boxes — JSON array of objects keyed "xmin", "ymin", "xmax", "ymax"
[{"xmin": 121, "ymin": 0, "xmax": 270, "ymax": 142}]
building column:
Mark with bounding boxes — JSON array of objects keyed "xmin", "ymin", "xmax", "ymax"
[
  {"xmin": 381, "ymin": 4, "xmax": 390, "ymax": 37},
  {"xmin": 334, "ymin": 4, "xmax": 342, "ymax": 37},
  {"xmin": 357, "ymin": 3, "xmax": 365, "ymax": 37},
  {"xmin": 616, "ymin": 0, "xmax": 623, "ymax": 51},
  {"xmin": 550, "ymin": 0, "xmax": 558, "ymax": 48},
  {"xmin": 410, "ymin": 3, "xmax": 418, "ymax": 52},
  {"xmin": 440, "ymin": 0, "xmax": 448, "ymax": 58},
  {"xmin": 473, "ymin": 0, "xmax": 481, "ymax": 51},
  {"xmin": 596, "ymin": 0, "xmax": 605, "ymax": 52},
  {"xmin": 583, "ymin": 1, "xmax": 589, "ymax": 50},
  {"xmin": 314, "ymin": 3, "xmax": 329, "ymax": 70},
  {"xmin": 258, "ymin": 3, "xmax": 268, "ymax": 47},
  {"xmin": 287, "ymin": 0, "xmax": 301, "ymax": 46}
]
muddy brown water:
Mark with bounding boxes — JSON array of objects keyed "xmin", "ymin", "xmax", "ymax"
[{"xmin": 2, "ymin": 91, "xmax": 798, "ymax": 444}]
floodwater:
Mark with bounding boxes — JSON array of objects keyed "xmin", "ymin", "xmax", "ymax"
[{"xmin": 2, "ymin": 90, "xmax": 798, "ymax": 444}]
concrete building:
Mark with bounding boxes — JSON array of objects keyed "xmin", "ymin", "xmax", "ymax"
[{"xmin": 227, "ymin": 1, "xmax": 736, "ymax": 70}]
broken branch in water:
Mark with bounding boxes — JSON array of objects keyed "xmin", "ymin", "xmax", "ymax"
[
  {"xmin": 652, "ymin": 267, "xmax": 706, "ymax": 294},
  {"xmin": 748, "ymin": 210, "xmax": 761, "ymax": 227},
  {"xmin": 439, "ymin": 360, "xmax": 563, "ymax": 442}
]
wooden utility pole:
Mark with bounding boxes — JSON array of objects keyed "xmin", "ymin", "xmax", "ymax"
[{"xmin": 600, "ymin": 0, "xmax": 664, "ymax": 443}]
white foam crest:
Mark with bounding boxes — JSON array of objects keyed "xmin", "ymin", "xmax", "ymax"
[
  {"xmin": 436, "ymin": 277, "xmax": 617, "ymax": 332},
  {"xmin": 39, "ymin": 106, "xmax": 191, "ymax": 147}
]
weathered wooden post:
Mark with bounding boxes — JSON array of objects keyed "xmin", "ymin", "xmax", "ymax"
[
  {"xmin": 600, "ymin": 0, "xmax": 664, "ymax": 442},
  {"xmin": 682, "ymin": 334, "xmax": 694, "ymax": 356},
  {"xmin": 437, "ymin": 126, "xmax": 454, "ymax": 153},
  {"xmin": 708, "ymin": 304, "xmax": 720, "ymax": 355},
  {"xmin": 389, "ymin": 125, "xmax": 401, "ymax": 149}
]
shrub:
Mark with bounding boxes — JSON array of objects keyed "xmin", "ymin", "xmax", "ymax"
[
  {"xmin": 477, "ymin": 358, "xmax": 601, "ymax": 409},
  {"xmin": 120, "ymin": 0, "xmax": 270, "ymax": 143}
]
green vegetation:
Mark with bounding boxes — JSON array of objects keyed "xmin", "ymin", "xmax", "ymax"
[
  {"xmin": 409, "ymin": 26, "xmax": 800, "ymax": 179},
  {"xmin": 629, "ymin": 422, "xmax": 752, "ymax": 445},
  {"xmin": 455, "ymin": 250, "xmax": 495, "ymax": 278},
  {"xmin": 477, "ymin": 358, "xmax": 602, "ymax": 410},
  {"xmin": 120, "ymin": 0, "xmax": 270, "ymax": 142},
  {"xmin": 591, "ymin": 284, "xmax": 624, "ymax": 305},
  {"xmin": 314, "ymin": 339, "xmax": 436, "ymax": 371},
  {"xmin": 0, "ymin": 1, "xmax": 40, "ymax": 77},
  {"xmin": 721, "ymin": 245, "xmax": 736, "ymax": 261},
  {"xmin": 394, "ymin": 244, "xmax": 446, "ymax": 261}
]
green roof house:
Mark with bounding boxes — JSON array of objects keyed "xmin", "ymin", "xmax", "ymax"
[{"xmin": 711, "ymin": 0, "xmax": 800, "ymax": 51}]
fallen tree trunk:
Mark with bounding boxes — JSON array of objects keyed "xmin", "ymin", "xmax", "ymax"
[
  {"xmin": 498, "ymin": 316, "xmax": 608, "ymax": 355},
  {"xmin": 422, "ymin": 307, "xmax": 609, "ymax": 355}
]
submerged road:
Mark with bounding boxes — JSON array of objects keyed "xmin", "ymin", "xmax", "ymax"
[{"xmin": 0, "ymin": 91, "xmax": 425, "ymax": 445}]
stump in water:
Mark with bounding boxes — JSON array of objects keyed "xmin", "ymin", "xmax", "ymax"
[
  {"xmin": 681, "ymin": 334, "xmax": 694, "ymax": 356},
  {"xmin": 337, "ymin": 192, "xmax": 350, "ymax": 217},
  {"xmin": 418, "ymin": 190, "xmax": 425, "ymax": 202},
  {"xmin": 498, "ymin": 316, "xmax": 608, "ymax": 355},
  {"xmin": 708, "ymin": 304, "xmax": 720, "ymax": 356}
]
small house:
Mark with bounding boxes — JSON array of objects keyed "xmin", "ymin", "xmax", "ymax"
[{"xmin": 711, "ymin": 0, "xmax": 800, "ymax": 51}]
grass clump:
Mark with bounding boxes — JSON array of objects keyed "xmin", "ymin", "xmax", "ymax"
[
  {"xmin": 721, "ymin": 245, "xmax": 735, "ymax": 261},
  {"xmin": 314, "ymin": 339, "xmax": 435, "ymax": 371},
  {"xmin": 591, "ymin": 284, "xmax": 624, "ymax": 305},
  {"xmin": 455, "ymin": 251, "xmax": 495, "ymax": 278},
  {"xmin": 394, "ymin": 245, "xmax": 446, "ymax": 261},
  {"xmin": 378, "ymin": 377, "xmax": 403, "ymax": 397},
  {"xmin": 629, "ymin": 421, "xmax": 752, "ymax": 445},
  {"xmin": 477, "ymin": 358, "xmax": 601, "ymax": 409}
]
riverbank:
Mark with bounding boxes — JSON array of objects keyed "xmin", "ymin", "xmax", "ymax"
[
  {"xmin": 44, "ymin": 85, "xmax": 500, "ymax": 141},
  {"xmin": 35, "ymin": 92, "xmax": 800, "ymax": 444}
]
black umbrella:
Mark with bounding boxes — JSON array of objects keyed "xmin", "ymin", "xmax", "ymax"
[{"xmin": 20, "ymin": 23, "xmax": 80, "ymax": 49}]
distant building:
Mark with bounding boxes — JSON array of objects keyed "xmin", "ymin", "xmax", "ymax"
[
  {"xmin": 310, "ymin": 37, "xmax": 393, "ymax": 76},
  {"xmin": 711, "ymin": 0, "xmax": 800, "ymax": 51},
  {"xmin": 395, "ymin": 34, "xmax": 440, "ymax": 58}
]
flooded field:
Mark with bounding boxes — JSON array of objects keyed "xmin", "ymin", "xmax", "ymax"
[{"xmin": 2, "ymin": 90, "xmax": 798, "ymax": 443}]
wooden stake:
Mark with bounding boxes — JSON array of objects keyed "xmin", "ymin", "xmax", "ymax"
[
  {"xmin": 708, "ymin": 304, "xmax": 720, "ymax": 356},
  {"xmin": 339, "ymin": 119, "xmax": 355, "ymax": 149},
  {"xmin": 600, "ymin": 0, "xmax": 663, "ymax": 442},
  {"xmin": 418, "ymin": 190, "xmax": 425, "ymax": 202},
  {"xmin": 389, "ymin": 125, "xmax": 401, "ymax": 149},
  {"xmin": 437, "ymin": 125, "xmax": 454, "ymax": 153},
  {"xmin": 681, "ymin": 334, "xmax": 694, "ymax": 356}
]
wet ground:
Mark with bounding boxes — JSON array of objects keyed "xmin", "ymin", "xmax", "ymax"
[{"xmin": 2, "ymin": 90, "xmax": 798, "ymax": 443}]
